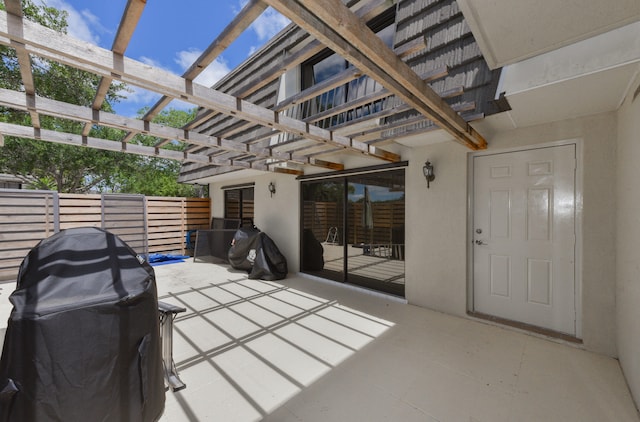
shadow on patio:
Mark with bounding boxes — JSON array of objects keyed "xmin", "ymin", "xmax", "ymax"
[
  {"xmin": 157, "ymin": 259, "xmax": 394, "ymax": 421},
  {"xmin": 154, "ymin": 260, "xmax": 639, "ymax": 422}
]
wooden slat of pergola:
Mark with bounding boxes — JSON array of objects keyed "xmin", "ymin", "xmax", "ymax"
[
  {"xmin": 0, "ymin": 0, "xmax": 494, "ymax": 182},
  {"xmin": 83, "ymin": 0, "xmax": 146, "ymax": 137},
  {"xmin": 4, "ymin": 0, "xmax": 38, "ymax": 129},
  {"xmin": 0, "ymin": 88, "xmax": 341, "ymax": 172},
  {"xmin": 0, "ymin": 10, "xmax": 401, "ymax": 167},
  {"xmin": 263, "ymin": 0, "xmax": 488, "ymax": 150},
  {"xmin": 145, "ymin": 0, "xmax": 268, "ymax": 125}
]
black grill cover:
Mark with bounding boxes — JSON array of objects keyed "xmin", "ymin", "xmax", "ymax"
[
  {"xmin": 228, "ymin": 227, "xmax": 288, "ymax": 281},
  {"xmin": 0, "ymin": 227, "xmax": 165, "ymax": 422}
]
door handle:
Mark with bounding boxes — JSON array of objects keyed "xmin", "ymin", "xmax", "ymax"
[{"xmin": 475, "ymin": 240, "xmax": 487, "ymax": 245}]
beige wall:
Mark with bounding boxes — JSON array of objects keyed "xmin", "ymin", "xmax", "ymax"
[
  {"xmin": 405, "ymin": 112, "xmax": 618, "ymax": 356},
  {"xmin": 253, "ymin": 174, "xmax": 301, "ymax": 272},
  {"xmin": 616, "ymin": 74, "xmax": 640, "ymax": 403},
  {"xmin": 210, "ymin": 174, "xmax": 301, "ymax": 272},
  {"xmin": 209, "ymin": 112, "xmax": 619, "ymax": 357},
  {"xmin": 405, "ymin": 141, "xmax": 470, "ymax": 316}
]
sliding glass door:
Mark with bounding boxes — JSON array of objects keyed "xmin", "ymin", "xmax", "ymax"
[{"xmin": 301, "ymin": 169, "xmax": 405, "ymax": 297}]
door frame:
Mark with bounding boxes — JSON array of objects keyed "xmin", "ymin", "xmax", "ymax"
[{"xmin": 466, "ymin": 138, "xmax": 584, "ymax": 338}]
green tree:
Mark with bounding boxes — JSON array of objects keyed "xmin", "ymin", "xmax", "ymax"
[
  {"xmin": 0, "ymin": 1, "xmax": 201, "ymax": 197},
  {"xmin": 115, "ymin": 107, "xmax": 202, "ymax": 197},
  {"xmin": 0, "ymin": 0, "xmax": 135, "ymax": 193}
]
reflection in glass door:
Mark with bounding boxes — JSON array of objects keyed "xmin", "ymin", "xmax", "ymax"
[
  {"xmin": 301, "ymin": 169, "xmax": 405, "ymax": 297},
  {"xmin": 301, "ymin": 180, "xmax": 345, "ymax": 283},
  {"xmin": 346, "ymin": 171, "xmax": 405, "ymax": 296}
]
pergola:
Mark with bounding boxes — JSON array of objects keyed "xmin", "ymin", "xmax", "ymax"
[{"xmin": 0, "ymin": 0, "xmax": 487, "ymax": 178}]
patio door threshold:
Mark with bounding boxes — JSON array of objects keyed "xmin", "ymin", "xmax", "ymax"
[{"xmin": 298, "ymin": 272, "xmax": 408, "ymax": 304}]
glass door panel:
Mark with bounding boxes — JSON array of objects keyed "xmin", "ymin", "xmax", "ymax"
[
  {"xmin": 347, "ymin": 170, "xmax": 405, "ymax": 296},
  {"xmin": 301, "ymin": 180, "xmax": 345, "ymax": 282}
]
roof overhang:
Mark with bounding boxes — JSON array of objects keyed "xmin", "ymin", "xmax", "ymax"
[
  {"xmin": 473, "ymin": 20, "xmax": 640, "ymax": 135},
  {"xmin": 457, "ymin": 0, "xmax": 640, "ymax": 70}
]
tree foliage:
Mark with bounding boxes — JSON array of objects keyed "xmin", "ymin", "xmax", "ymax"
[
  {"xmin": 0, "ymin": 0, "xmax": 201, "ymax": 197},
  {"xmin": 114, "ymin": 108, "xmax": 204, "ymax": 197}
]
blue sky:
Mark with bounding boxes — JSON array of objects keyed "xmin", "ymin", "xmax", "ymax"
[{"xmin": 42, "ymin": 0, "xmax": 290, "ymax": 117}]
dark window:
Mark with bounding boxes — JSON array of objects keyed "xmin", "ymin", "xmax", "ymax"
[
  {"xmin": 299, "ymin": 7, "xmax": 396, "ymax": 128},
  {"xmin": 224, "ymin": 187, "xmax": 254, "ymax": 223},
  {"xmin": 301, "ymin": 8, "xmax": 395, "ymax": 91}
]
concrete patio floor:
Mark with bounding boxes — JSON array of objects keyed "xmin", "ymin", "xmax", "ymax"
[
  {"xmin": 0, "ymin": 259, "xmax": 637, "ymax": 421},
  {"xmin": 153, "ymin": 260, "xmax": 639, "ymax": 422}
]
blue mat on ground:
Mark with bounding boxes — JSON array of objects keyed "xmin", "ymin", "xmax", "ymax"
[{"xmin": 148, "ymin": 253, "xmax": 190, "ymax": 266}]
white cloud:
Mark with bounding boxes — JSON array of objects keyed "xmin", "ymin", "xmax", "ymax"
[
  {"xmin": 138, "ymin": 56, "xmax": 164, "ymax": 69},
  {"xmin": 118, "ymin": 85, "xmax": 161, "ymax": 114},
  {"xmin": 235, "ymin": 1, "xmax": 290, "ymax": 56},
  {"xmin": 117, "ymin": 54, "xmax": 209, "ymax": 115},
  {"xmin": 174, "ymin": 49, "xmax": 230, "ymax": 87},
  {"xmin": 44, "ymin": 0, "xmax": 102, "ymax": 45},
  {"xmin": 251, "ymin": 7, "xmax": 290, "ymax": 41}
]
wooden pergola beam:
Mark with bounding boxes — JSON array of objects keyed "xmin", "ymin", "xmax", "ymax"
[
  {"xmin": 143, "ymin": 0, "xmax": 268, "ymax": 122},
  {"xmin": 185, "ymin": 0, "xmax": 267, "ymax": 82},
  {"xmin": 0, "ymin": 121, "xmax": 222, "ymax": 166},
  {"xmin": 0, "ymin": 10, "xmax": 399, "ymax": 163},
  {"xmin": 4, "ymin": 0, "xmax": 38, "ymax": 128},
  {"xmin": 274, "ymin": 40, "xmax": 427, "ymax": 113},
  {"xmin": 83, "ymin": 0, "xmax": 146, "ymax": 137},
  {"xmin": 0, "ymin": 88, "xmax": 343, "ymax": 172},
  {"xmin": 263, "ymin": 0, "xmax": 487, "ymax": 150},
  {"xmin": 0, "ymin": 120, "xmax": 305, "ymax": 177},
  {"xmin": 182, "ymin": 0, "xmax": 396, "ymax": 132}
]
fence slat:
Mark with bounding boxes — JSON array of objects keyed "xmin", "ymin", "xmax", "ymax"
[{"xmin": 0, "ymin": 191, "xmax": 210, "ymax": 281}]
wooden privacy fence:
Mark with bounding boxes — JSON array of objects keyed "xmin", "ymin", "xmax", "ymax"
[{"xmin": 0, "ymin": 189, "xmax": 210, "ymax": 281}]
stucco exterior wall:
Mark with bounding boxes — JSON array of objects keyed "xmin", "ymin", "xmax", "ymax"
[
  {"xmin": 616, "ymin": 75, "xmax": 640, "ymax": 404},
  {"xmin": 404, "ymin": 112, "xmax": 618, "ymax": 356},
  {"xmin": 253, "ymin": 174, "xmax": 301, "ymax": 272},
  {"xmin": 210, "ymin": 174, "xmax": 301, "ymax": 274},
  {"xmin": 210, "ymin": 112, "xmax": 618, "ymax": 357},
  {"xmin": 405, "ymin": 141, "xmax": 470, "ymax": 316}
]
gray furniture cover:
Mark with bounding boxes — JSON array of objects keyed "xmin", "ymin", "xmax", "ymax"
[
  {"xmin": 228, "ymin": 226, "xmax": 288, "ymax": 281},
  {"xmin": 0, "ymin": 227, "xmax": 165, "ymax": 422}
]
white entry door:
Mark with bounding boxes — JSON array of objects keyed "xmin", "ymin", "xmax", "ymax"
[{"xmin": 473, "ymin": 145, "xmax": 577, "ymax": 335}]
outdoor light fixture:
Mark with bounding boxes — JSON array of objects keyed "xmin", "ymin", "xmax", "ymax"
[
  {"xmin": 194, "ymin": 183, "xmax": 201, "ymax": 198},
  {"xmin": 423, "ymin": 161, "xmax": 435, "ymax": 188},
  {"xmin": 268, "ymin": 181, "xmax": 276, "ymax": 197}
]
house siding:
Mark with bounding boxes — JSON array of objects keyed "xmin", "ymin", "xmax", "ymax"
[{"xmin": 180, "ymin": 0, "xmax": 502, "ymax": 180}]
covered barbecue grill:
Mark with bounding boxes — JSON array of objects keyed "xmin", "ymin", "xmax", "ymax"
[{"xmin": 0, "ymin": 227, "xmax": 165, "ymax": 422}]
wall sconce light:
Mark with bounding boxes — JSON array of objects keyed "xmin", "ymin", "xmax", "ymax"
[
  {"xmin": 423, "ymin": 161, "xmax": 435, "ymax": 188},
  {"xmin": 268, "ymin": 181, "xmax": 276, "ymax": 197}
]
